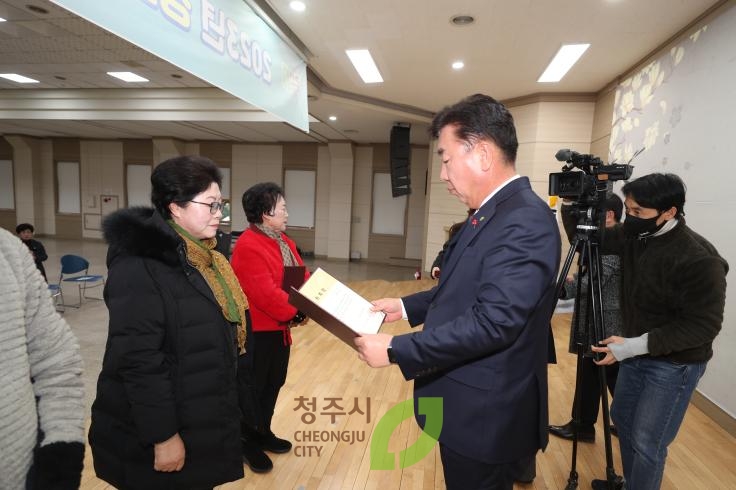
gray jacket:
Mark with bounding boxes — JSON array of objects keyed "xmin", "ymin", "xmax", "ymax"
[
  {"xmin": 563, "ymin": 253, "xmax": 622, "ymax": 354},
  {"xmin": 0, "ymin": 229, "xmax": 85, "ymax": 490}
]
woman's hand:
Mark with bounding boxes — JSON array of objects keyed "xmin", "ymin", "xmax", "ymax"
[{"xmin": 154, "ymin": 433, "xmax": 185, "ymax": 472}]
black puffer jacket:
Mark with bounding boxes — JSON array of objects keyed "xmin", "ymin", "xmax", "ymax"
[{"xmin": 89, "ymin": 208, "xmax": 243, "ymax": 490}]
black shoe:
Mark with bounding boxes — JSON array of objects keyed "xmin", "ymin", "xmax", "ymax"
[
  {"xmin": 261, "ymin": 433, "xmax": 292, "ymax": 454},
  {"xmin": 591, "ymin": 476, "xmax": 625, "ymax": 489},
  {"xmin": 242, "ymin": 440, "xmax": 273, "ymax": 473},
  {"xmin": 548, "ymin": 421, "xmax": 595, "ymax": 442},
  {"xmin": 610, "ymin": 425, "xmax": 618, "ymax": 437}
]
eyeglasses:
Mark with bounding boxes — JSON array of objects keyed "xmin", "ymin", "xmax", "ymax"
[{"xmin": 190, "ymin": 200, "xmax": 225, "ymax": 215}]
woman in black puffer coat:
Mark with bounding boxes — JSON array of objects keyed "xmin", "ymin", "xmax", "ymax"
[{"xmin": 89, "ymin": 156, "xmax": 248, "ymax": 490}]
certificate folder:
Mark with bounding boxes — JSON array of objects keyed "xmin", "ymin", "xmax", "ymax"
[
  {"xmin": 282, "ymin": 265, "xmax": 306, "ymax": 292},
  {"xmin": 288, "ymin": 267, "xmax": 385, "ymax": 351}
]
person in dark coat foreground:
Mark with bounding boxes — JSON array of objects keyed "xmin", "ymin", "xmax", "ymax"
[{"xmin": 89, "ymin": 156, "xmax": 249, "ymax": 490}]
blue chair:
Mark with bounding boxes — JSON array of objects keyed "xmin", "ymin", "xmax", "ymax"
[
  {"xmin": 59, "ymin": 254, "xmax": 105, "ymax": 308},
  {"xmin": 48, "ymin": 283, "xmax": 64, "ymax": 313}
]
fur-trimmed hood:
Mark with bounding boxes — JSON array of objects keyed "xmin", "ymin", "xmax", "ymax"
[{"xmin": 102, "ymin": 207, "xmax": 183, "ymax": 267}]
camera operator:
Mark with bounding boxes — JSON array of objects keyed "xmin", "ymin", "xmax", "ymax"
[
  {"xmin": 565, "ymin": 173, "xmax": 728, "ymax": 490},
  {"xmin": 551, "ymin": 193, "xmax": 624, "ymax": 443}
]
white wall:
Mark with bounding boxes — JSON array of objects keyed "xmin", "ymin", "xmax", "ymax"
[
  {"xmin": 231, "ymin": 144, "xmax": 283, "ymax": 231},
  {"xmin": 609, "ymin": 3, "xmax": 736, "ymax": 417},
  {"xmin": 314, "ymin": 145, "xmax": 331, "ymax": 257},
  {"xmin": 513, "ymin": 101, "xmax": 596, "ymax": 199},
  {"xmin": 4, "ymin": 136, "xmax": 38, "ymax": 230},
  {"xmin": 326, "ymin": 142, "xmax": 353, "ymax": 260},
  {"xmin": 80, "ymin": 141, "xmax": 124, "ymax": 239},
  {"xmin": 350, "ymin": 146, "xmax": 372, "ymax": 260}
]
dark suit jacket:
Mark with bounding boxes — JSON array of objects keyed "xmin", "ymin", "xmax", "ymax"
[{"xmin": 393, "ymin": 177, "xmax": 561, "ymax": 464}]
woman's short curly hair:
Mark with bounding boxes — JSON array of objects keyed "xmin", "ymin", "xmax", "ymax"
[{"xmin": 242, "ymin": 182, "xmax": 283, "ymax": 224}]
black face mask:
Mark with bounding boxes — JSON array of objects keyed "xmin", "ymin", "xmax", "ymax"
[{"xmin": 623, "ymin": 213, "xmax": 665, "ymax": 238}]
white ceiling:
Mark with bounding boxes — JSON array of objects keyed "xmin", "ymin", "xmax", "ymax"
[{"xmin": 0, "ymin": 0, "xmax": 724, "ymax": 145}]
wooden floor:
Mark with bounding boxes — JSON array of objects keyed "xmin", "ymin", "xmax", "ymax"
[{"xmin": 80, "ymin": 279, "xmax": 736, "ymax": 489}]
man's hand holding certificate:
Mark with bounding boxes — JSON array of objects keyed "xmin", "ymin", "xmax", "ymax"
[
  {"xmin": 287, "ymin": 268, "xmax": 387, "ymax": 350},
  {"xmin": 351, "ymin": 297, "xmax": 403, "ymax": 368},
  {"xmin": 354, "ymin": 332, "xmax": 394, "ymax": 368},
  {"xmin": 370, "ymin": 298, "xmax": 404, "ymax": 323}
]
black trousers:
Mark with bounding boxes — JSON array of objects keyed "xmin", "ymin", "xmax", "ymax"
[
  {"xmin": 440, "ymin": 444, "xmax": 521, "ymax": 490},
  {"xmin": 571, "ymin": 355, "xmax": 619, "ymax": 426},
  {"xmin": 238, "ymin": 329, "xmax": 290, "ymax": 434}
]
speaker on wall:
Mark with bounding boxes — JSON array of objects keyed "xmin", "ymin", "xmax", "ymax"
[{"xmin": 390, "ymin": 125, "xmax": 411, "ymax": 197}]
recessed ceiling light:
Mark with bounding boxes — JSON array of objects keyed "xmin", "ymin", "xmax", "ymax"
[
  {"xmin": 345, "ymin": 49, "xmax": 383, "ymax": 84},
  {"xmin": 290, "ymin": 1, "xmax": 306, "ymax": 12},
  {"xmin": 328, "ymin": 116, "xmax": 337, "ymax": 121},
  {"xmin": 538, "ymin": 44, "xmax": 590, "ymax": 83},
  {"xmin": 107, "ymin": 71, "xmax": 149, "ymax": 83},
  {"xmin": 452, "ymin": 61, "xmax": 465, "ymax": 70},
  {"xmin": 0, "ymin": 73, "xmax": 39, "ymax": 83},
  {"xmin": 451, "ymin": 15, "xmax": 475, "ymax": 26},
  {"xmin": 0, "ymin": 17, "xmax": 7, "ymax": 22}
]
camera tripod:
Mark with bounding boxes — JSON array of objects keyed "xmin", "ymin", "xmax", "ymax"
[{"xmin": 556, "ymin": 205, "xmax": 622, "ymax": 490}]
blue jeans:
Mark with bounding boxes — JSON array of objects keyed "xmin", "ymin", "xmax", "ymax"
[{"xmin": 611, "ymin": 357, "xmax": 706, "ymax": 490}]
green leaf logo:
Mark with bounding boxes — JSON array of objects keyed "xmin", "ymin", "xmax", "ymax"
[{"xmin": 370, "ymin": 397, "xmax": 443, "ymax": 470}]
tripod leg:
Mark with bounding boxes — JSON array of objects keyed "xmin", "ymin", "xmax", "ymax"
[
  {"xmin": 587, "ymin": 241, "xmax": 623, "ymax": 489},
  {"xmin": 560, "ymin": 238, "xmax": 587, "ymax": 490}
]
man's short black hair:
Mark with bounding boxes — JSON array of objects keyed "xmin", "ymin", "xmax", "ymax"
[
  {"xmin": 429, "ymin": 93, "xmax": 518, "ymax": 163},
  {"xmin": 16, "ymin": 223, "xmax": 34, "ymax": 234},
  {"xmin": 242, "ymin": 182, "xmax": 283, "ymax": 224},
  {"xmin": 622, "ymin": 173, "xmax": 686, "ymax": 218},
  {"xmin": 604, "ymin": 194, "xmax": 624, "ymax": 222}
]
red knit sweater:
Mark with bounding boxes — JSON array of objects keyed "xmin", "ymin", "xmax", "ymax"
[{"xmin": 231, "ymin": 225, "xmax": 309, "ymax": 341}]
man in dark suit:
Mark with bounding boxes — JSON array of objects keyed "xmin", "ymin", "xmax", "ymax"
[{"xmin": 355, "ymin": 94, "xmax": 561, "ymax": 489}]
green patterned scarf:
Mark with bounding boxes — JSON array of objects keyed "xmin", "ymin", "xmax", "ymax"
[{"xmin": 169, "ymin": 221, "xmax": 248, "ymax": 353}]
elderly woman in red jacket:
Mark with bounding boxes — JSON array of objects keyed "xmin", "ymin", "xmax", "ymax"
[{"xmin": 231, "ymin": 182, "xmax": 309, "ymax": 474}]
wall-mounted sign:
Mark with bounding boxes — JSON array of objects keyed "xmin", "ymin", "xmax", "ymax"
[{"xmin": 50, "ymin": 0, "xmax": 309, "ymax": 131}]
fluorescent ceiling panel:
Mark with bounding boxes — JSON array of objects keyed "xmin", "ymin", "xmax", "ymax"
[
  {"xmin": 538, "ymin": 44, "xmax": 590, "ymax": 83},
  {"xmin": 345, "ymin": 49, "xmax": 383, "ymax": 84},
  {"xmin": 107, "ymin": 71, "xmax": 149, "ymax": 83},
  {"xmin": 0, "ymin": 73, "xmax": 39, "ymax": 83}
]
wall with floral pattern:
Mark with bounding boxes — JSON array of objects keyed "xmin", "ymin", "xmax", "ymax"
[{"xmin": 610, "ymin": 3, "xmax": 736, "ymax": 417}]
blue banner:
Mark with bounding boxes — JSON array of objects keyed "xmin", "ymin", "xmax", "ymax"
[{"xmin": 50, "ymin": 0, "xmax": 308, "ymax": 131}]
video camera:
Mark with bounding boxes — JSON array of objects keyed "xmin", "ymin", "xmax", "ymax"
[{"xmin": 549, "ymin": 149, "xmax": 633, "ymax": 206}]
